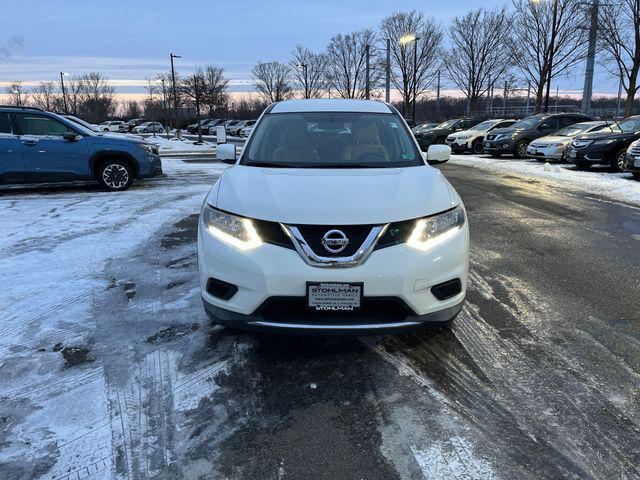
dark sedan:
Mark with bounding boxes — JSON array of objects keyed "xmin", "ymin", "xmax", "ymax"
[
  {"xmin": 566, "ymin": 116, "xmax": 640, "ymax": 172},
  {"xmin": 414, "ymin": 118, "xmax": 486, "ymax": 151}
]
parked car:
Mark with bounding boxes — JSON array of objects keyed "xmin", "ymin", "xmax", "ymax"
[
  {"xmin": 200, "ymin": 98, "xmax": 466, "ymax": 334},
  {"xmin": 404, "ymin": 119, "xmax": 417, "ymax": 129},
  {"xmin": 526, "ymin": 121, "xmax": 617, "ymax": 162},
  {"xmin": 483, "ymin": 112, "xmax": 594, "ymax": 158},
  {"xmin": 412, "ymin": 123, "xmax": 439, "ymax": 134},
  {"xmin": 567, "ymin": 116, "xmax": 640, "ymax": 171},
  {"xmin": 99, "ymin": 120, "xmax": 125, "ymax": 132},
  {"xmin": 120, "ymin": 118, "xmax": 146, "ymax": 133},
  {"xmin": 624, "ymin": 139, "xmax": 640, "ymax": 180},
  {"xmin": 132, "ymin": 122, "xmax": 165, "ymax": 134},
  {"xmin": 224, "ymin": 120, "xmax": 243, "ymax": 134},
  {"xmin": 0, "ymin": 106, "xmax": 162, "ymax": 191},
  {"xmin": 446, "ymin": 119, "xmax": 517, "ymax": 154},
  {"xmin": 187, "ymin": 118, "xmax": 213, "ymax": 134},
  {"xmin": 63, "ymin": 115, "xmax": 100, "ymax": 132},
  {"xmin": 414, "ymin": 118, "xmax": 487, "ymax": 151},
  {"xmin": 227, "ymin": 120, "xmax": 256, "ymax": 136},
  {"xmin": 239, "ymin": 124, "xmax": 255, "ymax": 138},
  {"xmin": 203, "ymin": 119, "xmax": 226, "ymax": 134}
]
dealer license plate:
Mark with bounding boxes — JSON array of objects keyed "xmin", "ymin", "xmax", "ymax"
[
  {"xmin": 528, "ymin": 148, "xmax": 537, "ymax": 155},
  {"xmin": 307, "ymin": 282, "xmax": 362, "ymax": 311}
]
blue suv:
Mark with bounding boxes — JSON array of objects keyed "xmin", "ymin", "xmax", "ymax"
[{"xmin": 0, "ymin": 106, "xmax": 163, "ymax": 191}]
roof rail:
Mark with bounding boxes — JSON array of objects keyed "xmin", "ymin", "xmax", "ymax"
[{"xmin": 0, "ymin": 105, "xmax": 46, "ymax": 112}]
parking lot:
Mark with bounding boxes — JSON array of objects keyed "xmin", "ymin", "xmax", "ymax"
[{"xmin": 1, "ymin": 154, "xmax": 639, "ymax": 480}]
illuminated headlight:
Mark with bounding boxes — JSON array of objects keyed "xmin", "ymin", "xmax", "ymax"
[
  {"xmin": 407, "ymin": 205, "xmax": 466, "ymax": 251},
  {"xmin": 137, "ymin": 143, "xmax": 159, "ymax": 154},
  {"xmin": 201, "ymin": 205, "xmax": 262, "ymax": 250},
  {"xmin": 593, "ymin": 138, "xmax": 618, "ymax": 146}
]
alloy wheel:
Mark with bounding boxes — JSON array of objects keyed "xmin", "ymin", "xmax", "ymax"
[{"xmin": 102, "ymin": 164, "xmax": 130, "ymax": 189}]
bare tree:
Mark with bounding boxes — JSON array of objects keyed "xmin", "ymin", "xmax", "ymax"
[
  {"xmin": 290, "ymin": 45, "xmax": 327, "ymax": 99},
  {"xmin": 445, "ymin": 8, "xmax": 513, "ymax": 114},
  {"xmin": 510, "ymin": 0, "xmax": 588, "ymax": 113},
  {"xmin": 123, "ymin": 100, "xmax": 142, "ymax": 119},
  {"xmin": 203, "ymin": 65, "xmax": 229, "ymax": 117},
  {"xmin": 599, "ymin": 0, "xmax": 640, "ymax": 116},
  {"xmin": 31, "ymin": 81, "xmax": 56, "ymax": 110},
  {"xmin": 380, "ymin": 11, "xmax": 443, "ymax": 114},
  {"xmin": 75, "ymin": 73, "xmax": 117, "ymax": 122},
  {"xmin": 181, "ymin": 68, "xmax": 208, "ymax": 142},
  {"xmin": 325, "ymin": 29, "xmax": 380, "ymax": 99},
  {"xmin": 4, "ymin": 81, "xmax": 28, "ymax": 106},
  {"xmin": 252, "ymin": 61, "xmax": 293, "ymax": 103},
  {"xmin": 144, "ymin": 74, "xmax": 158, "ymax": 101}
]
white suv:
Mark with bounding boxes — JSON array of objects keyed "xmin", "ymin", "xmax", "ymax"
[{"xmin": 198, "ymin": 99, "xmax": 469, "ymax": 333}]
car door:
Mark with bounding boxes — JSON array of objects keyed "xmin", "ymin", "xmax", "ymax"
[
  {"xmin": 0, "ymin": 112, "xmax": 26, "ymax": 184},
  {"xmin": 14, "ymin": 112, "xmax": 90, "ymax": 183}
]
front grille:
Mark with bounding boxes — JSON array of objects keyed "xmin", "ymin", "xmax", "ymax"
[
  {"xmin": 292, "ymin": 224, "xmax": 377, "ymax": 257},
  {"xmin": 630, "ymin": 146, "xmax": 640, "ymax": 156},
  {"xmin": 257, "ymin": 296, "xmax": 413, "ymax": 325}
]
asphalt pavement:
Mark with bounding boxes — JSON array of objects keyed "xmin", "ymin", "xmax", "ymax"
[{"xmin": 1, "ymin": 161, "xmax": 639, "ymax": 480}]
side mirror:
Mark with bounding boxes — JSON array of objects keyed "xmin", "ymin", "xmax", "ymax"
[
  {"xmin": 216, "ymin": 143, "xmax": 237, "ymax": 164},
  {"xmin": 426, "ymin": 144, "xmax": 451, "ymax": 164},
  {"xmin": 216, "ymin": 125, "xmax": 227, "ymax": 144},
  {"xmin": 63, "ymin": 131, "xmax": 80, "ymax": 142}
]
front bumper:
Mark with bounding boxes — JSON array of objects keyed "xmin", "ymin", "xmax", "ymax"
[
  {"xmin": 446, "ymin": 138, "xmax": 472, "ymax": 152},
  {"xmin": 139, "ymin": 155, "xmax": 163, "ymax": 177},
  {"xmin": 198, "ymin": 218, "xmax": 469, "ymax": 333},
  {"xmin": 624, "ymin": 153, "xmax": 640, "ymax": 173},
  {"xmin": 566, "ymin": 146, "xmax": 615, "ymax": 165},
  {"xmin": 483, "ymin": 138, "xmax": 515, "ymax": 154},
  {"xmin": 526, "ymin": 144, "xmax": 565, "ymax": 160}
]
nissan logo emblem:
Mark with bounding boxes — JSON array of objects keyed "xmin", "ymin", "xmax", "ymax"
[{"xmin": 321, "ymin": 229, "xmax": 349, "ymax": 254}]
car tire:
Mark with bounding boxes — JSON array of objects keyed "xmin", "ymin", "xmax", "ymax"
[
  {"xmin": 515, "ymin": 141, "xmax": 529, "ymax": 159},
  {"xmin": 575, "ymin": 160, "xmax": 591, "ymax": 170},
  {"xmin": 97, "ymin": 159, "xmax": 134, "ymax": 191},
  {"xmin": 610, "ymin": 150, "xmax": 626, "ymax": 172},
  {"xmin": 471, "ymin": 140, "xmax": 484, "ymax": 155}
]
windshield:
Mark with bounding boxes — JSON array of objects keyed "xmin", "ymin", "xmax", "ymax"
[
  {"xmin": 512, "ymin": 115, "xmax": 544, "ymax": 129},
  {"xmin": 618, "ymin": 117, "xmax": 640, "ymax": 133},
  {"xmin": 243, "ymin": 112, "xmax": 422, "ymax": 168},
  {"xmin": 470, "ymin": 120, "xmax": 499, "ymax": 131},
  {"xmin": 437, "ymin": 119, "xmax": 459, "ymax": 129}
]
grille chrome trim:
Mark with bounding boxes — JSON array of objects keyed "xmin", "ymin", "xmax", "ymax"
[{"xmin": 282, "ymin": 224, "xmax": 388, "ymax": 268}]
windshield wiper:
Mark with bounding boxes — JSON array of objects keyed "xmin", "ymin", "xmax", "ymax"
[{"xmin": 244, "ymin": 161, "xmax": 302, "ymax": 168}]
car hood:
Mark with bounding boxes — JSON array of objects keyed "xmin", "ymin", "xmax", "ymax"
[
  {"xmin": 489, "ymin": 127, "xmax": 522, "ymax": 136},
  {"xmin": 574, "ymin": 131, "xmax": 633, "ymax": 142},
  {"xmin": 89, "ymin": 132, "xmax": 146, "ymax": 144},
  {"xmin": 208, "ymin": 165, "xmax": 458, "ymax": 224},
  {"xmin": 416, "ymin": 128, "xmax": 446, "ymax": 137},
  {"xmin": 450, "ymin": 129, "xmax": 485, "ymax": 138},
  {"xmin": 530, "ymin": 135, "xmax": 571, "ymax": 145}
]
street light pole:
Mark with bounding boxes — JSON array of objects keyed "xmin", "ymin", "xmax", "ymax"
[
  {"xmin": 412, "ymin": 38, "xmax": 420, "ymax": 122},
  {"xmin": 581, "ymin": 0, "xmax": 600, "ymax": 113},
  {"xmin": 170, "ymin": 53, "xmax": 181, "ymax": 138},
  {"xmin": 365, "ymin": 44, "xmax": 370, "ymax": 100},
  {"xmin": 297, "ymin": 63, "xmax": 309, "ymax": 98},
  {"xmin": 385, "ymin": 38, "xmax": 391, "ymax": 103},
  {"xmin": 544, "ymin": 0, "xmax": 559, "ymax": 112},
  {"xmin": 59, "ymin": 71, "xmax": 68, "ymax": 114}
]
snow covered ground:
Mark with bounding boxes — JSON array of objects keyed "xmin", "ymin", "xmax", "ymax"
[
  {"xmin": 145, "ymin": 136, "xmax": 216, "ymax": 153},
  {"xmin": 450, "ymin": 154, "xmax": 640, "ymax": 206}
]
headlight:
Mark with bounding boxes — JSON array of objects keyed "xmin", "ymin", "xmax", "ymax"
[
  {"xmin": 457, "ymin": 134, "xmax": 471, "ymax": 140},
  {"xmin": 201, "ymin": 205, "xmax": 262, "ymax": 250},
  {"xmin": 572, "ymin": 139, "xmax": 593, "ymax": 148},
  {"xmin": 136, "ymin": 143, "xmax": 159, "ymax": 154},
  {"xmin": 407, "ymin": 205, "xmax": 466, "ymax": 251},
  {"xmin": 593, "ymin": 138, "xmax": 618, "ymax": 146},
  {"xmin": 494, "ymin": 134, "xmax": 514, "ymax": 141}
]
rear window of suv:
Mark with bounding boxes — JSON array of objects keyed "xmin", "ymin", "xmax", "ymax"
[{"xmin": 243, "ymin": 112, "xmax": 422, "ymax": 168}]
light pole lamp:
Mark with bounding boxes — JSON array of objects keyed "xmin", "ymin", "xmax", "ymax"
[
  {"xmin": 60, "ymin": 72, "xmax": 69, "ymax": 114},
  {"xmin": 399, "ymin": 34, "xmax": 421, "ymax": 122}
]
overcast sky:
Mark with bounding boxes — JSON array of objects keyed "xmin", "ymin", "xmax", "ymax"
[{"xmin": 0, "ymin": 0, "xmax": 620, "ymax": 98}]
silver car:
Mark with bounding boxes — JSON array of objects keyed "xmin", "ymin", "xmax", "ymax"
[
  {"xmin": 527, "ymin": 121, "xmax": 617, "ymax": 161},
  {"xmin": 132, "ymin": 122, "xmax": 165, "ymax": 134}
]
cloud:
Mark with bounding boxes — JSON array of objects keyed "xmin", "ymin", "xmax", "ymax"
[{"xmin": 0, "ymin": 36, "xmax": 25, "ymax": 63}]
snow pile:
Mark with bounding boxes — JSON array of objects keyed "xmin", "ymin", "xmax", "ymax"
[
  {"xmin": 450, "ymin": 154, "xmax": 640, "ymax": 206},
  {"xmin": 146, "ymin": 136, "xmax": 216, "ymax": 152}
]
